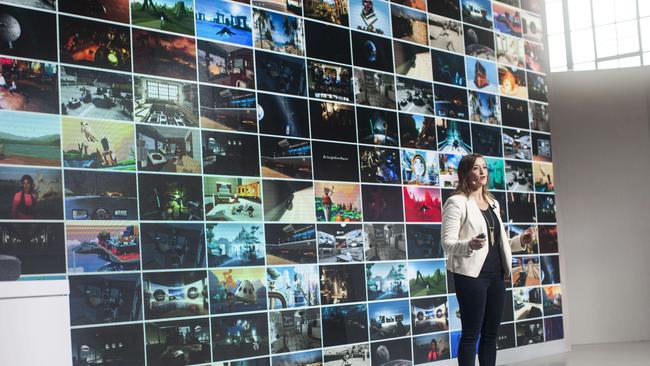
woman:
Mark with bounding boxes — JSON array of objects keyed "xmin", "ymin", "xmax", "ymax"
[
  {"xmin": 441, "ymin": 154, "xmax": 534, "ymax": 366},
  {"xmin": 11, "ymin": 174, "xmax": 38, "ymax": 219},
  {"xmin": 427, "ymin": 339, "xmax": 440, "ymax": 361},
  {"xmin": 322, "ymin": 186, "xmax": 334, "ymax": 221}
]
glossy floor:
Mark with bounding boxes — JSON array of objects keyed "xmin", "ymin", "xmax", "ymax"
[{"xmin": 505, "ymin": 341, "xmax": 650, "ymax": 366}]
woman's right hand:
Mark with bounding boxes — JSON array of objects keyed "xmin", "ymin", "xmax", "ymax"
[{"xmin": 468, "ymin": 235, "xmax": 487, "ymax": 250}]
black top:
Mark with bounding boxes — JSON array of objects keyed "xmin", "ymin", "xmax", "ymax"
[{"xmin": 480, "ymin": 207, "xmax": 504, "ymax": 274}]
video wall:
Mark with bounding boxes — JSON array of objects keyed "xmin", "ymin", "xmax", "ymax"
[{"xmin": 0, "ymin": 0, "xmax": 563, "ymax": 365}]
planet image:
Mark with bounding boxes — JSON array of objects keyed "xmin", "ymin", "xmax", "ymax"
[
  {"xmin": 0, "ymin": 13, "xmax": 21, "ymax": 49},
  {"xmin": 467, "ymin": 28, "xmax": 478, "ymax": 45},
  {"xmin": 364, "ymin": 40, "xmax": 378, "ymax": 62},
  {"xmin": 257, "ymin": 104, "xmax": 265, "ymax": 121},
  {"xmin": 375, "ymin": 344, "xmax": 390, "ymax": 363}
]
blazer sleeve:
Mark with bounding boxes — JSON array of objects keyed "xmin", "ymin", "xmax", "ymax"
[{"xmin": 441, "ymin": 197, "xmax": 473, "ymax": 257}]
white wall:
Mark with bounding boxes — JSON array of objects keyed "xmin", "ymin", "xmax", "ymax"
[
  {"xmin": 0, "ymin": 280, "xmax": 71, "ymax": 366},
  {"xmin": 549, "ymin": 67, "xmax": 650, "ymax": 345}
]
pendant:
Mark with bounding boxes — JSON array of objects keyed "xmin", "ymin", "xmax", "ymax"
[{"xmin": 489, "ymin": 227, "xmax": 495, "ymax": 245}]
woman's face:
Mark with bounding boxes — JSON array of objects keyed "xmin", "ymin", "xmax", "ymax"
[
  {"xmin": 469, "ymin": 157, "xmax": 488, "ymax": 188},
  {"xmin": 21, "ymin": 179, "xmax": 32, "ymax": 193},
  {"xmin": 431, "ymin": 341, "xmax": 437, "ymax": 351}
]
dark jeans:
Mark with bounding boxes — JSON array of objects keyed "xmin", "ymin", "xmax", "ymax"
[{"xmin": 454, "ymin": 271, "xmax": 506, "ymax": 366}]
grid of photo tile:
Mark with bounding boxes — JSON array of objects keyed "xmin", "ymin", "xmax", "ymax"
[{"xmin": 0, "ymin": 0, "xmax": 562, "ymax": 365}]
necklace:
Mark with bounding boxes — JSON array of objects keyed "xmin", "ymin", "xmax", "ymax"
[{"xmin": 481, "ymin": 207, "xmax": 496, "ymax": 246}]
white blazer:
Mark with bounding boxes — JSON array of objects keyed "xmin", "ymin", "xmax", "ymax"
[{"xmin": 441, "ymin": 194, "xmax": 525, "ymax": 278}]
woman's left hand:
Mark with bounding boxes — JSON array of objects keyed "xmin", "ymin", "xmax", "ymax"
[{"xmin": 521, "ymin": 227, "xmax": 536, "ymax": 246}]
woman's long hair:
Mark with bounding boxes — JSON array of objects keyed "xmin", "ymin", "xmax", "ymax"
[{"xmin": 452, "ymin": 153, "xmax": 494, "ymax": 203}]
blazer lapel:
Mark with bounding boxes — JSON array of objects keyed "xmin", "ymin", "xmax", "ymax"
[{"xmin": 467, "ymin": 197, "xmax": 488, "ymax": 235}]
